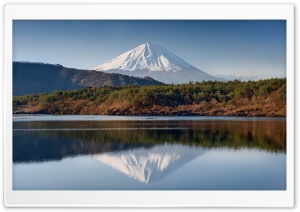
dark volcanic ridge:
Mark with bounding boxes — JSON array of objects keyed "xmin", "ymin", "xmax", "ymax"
[{"xmin": 13, "ymin": 62, "xmax": 162, "ymax": 96}]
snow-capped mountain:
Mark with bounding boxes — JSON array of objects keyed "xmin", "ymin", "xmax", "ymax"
[
  {"xmin": 94, "ymin": 144, "xmax": 206, "ymax": 184},
  {"xmin": 93, "ymin": 42, "xmax": 224, "ymax": 84}
]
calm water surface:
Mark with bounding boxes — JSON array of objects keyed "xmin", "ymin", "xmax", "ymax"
[{"xmin": 13, "ymin": 115, "xmax": 286, "ymax": 190}]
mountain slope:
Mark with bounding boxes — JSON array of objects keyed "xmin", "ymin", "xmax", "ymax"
[
  {"xmin": 13, "ymin": 62, "xmax": 162, "ymax": 96},
  {"xmin": 94, "ymin": 42, "xmax": 224, "ymax": 84}
]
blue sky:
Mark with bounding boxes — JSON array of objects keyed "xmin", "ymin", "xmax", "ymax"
[{"xmin": 13, "ymin": 20, "xmax": 286, "ymax": 80}]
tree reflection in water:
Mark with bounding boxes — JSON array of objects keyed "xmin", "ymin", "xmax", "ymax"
[{"xmin": 13, "ymin": 119, "xmax": 286, "ymax": 164}]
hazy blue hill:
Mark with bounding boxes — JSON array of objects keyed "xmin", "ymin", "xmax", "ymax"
[{"xmin": 13, "ymin": 62, "xmax": 162, "ymax": 95}]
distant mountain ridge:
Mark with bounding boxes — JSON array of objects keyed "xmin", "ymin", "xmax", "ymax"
[
  {"xmin": 94, "ymin": 42, "xmax": 225, "ymax": 84},
  {"xmin": 13, "ymin": 62, "xmax": 162, "ymax": 96}
]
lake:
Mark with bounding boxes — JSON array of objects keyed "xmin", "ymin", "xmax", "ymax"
[{"xmin": 13, "ymin": 115, "xmax": 286, "ymax": 190}]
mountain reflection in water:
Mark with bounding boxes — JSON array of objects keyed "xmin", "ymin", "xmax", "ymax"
[
  {"xmin": 13, "ymin": 117, "xmax": 286, "ymax": 190},
  {"xmin": 94, "ymin": 144, "xmax": 205, "ymax": 183}
]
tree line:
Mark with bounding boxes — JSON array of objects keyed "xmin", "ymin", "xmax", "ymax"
[{"xmin": 13, "ymin": 78, "xmax": 286, "ymax": 116}]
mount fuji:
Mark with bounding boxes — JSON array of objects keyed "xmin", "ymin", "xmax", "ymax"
[{"xmin": 93, "ymin": 42, "xmax": 225, "ymax": 84}]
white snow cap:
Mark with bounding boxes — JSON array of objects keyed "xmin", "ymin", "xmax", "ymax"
[{"xmin": 94, "ymin": 42, "xmax": 192, "ymax": 72}]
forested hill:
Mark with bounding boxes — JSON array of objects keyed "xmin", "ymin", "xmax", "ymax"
[
  {"xmin": 13, "ymin": 78, "xmax": 286, "ymax": 117},
  {"xmin": 13, "ymin": 62, "xmax": 162, "ymax": 95}
]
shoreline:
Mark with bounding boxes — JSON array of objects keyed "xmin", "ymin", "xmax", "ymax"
[{"xmin": 13, "ymin": 110, "xmax": 286, "ymax": 117}]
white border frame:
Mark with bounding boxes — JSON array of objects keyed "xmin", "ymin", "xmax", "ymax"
[{"xmin": 4, "ymin": 4, "xmax": 294, "ymax": 207}]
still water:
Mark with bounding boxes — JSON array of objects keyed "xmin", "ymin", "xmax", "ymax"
[{"xmin": 13, "ymin": 115, "xmax": 286, "ymax": 190}]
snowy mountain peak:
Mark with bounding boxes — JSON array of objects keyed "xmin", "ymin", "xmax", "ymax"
[
  {"xmin": 93, "ymin": 43, "xmax": 224, "ymax": 84},
  {"xmin": 94, "ymin": 42, "xmax": 192, "ymax": 73}
]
